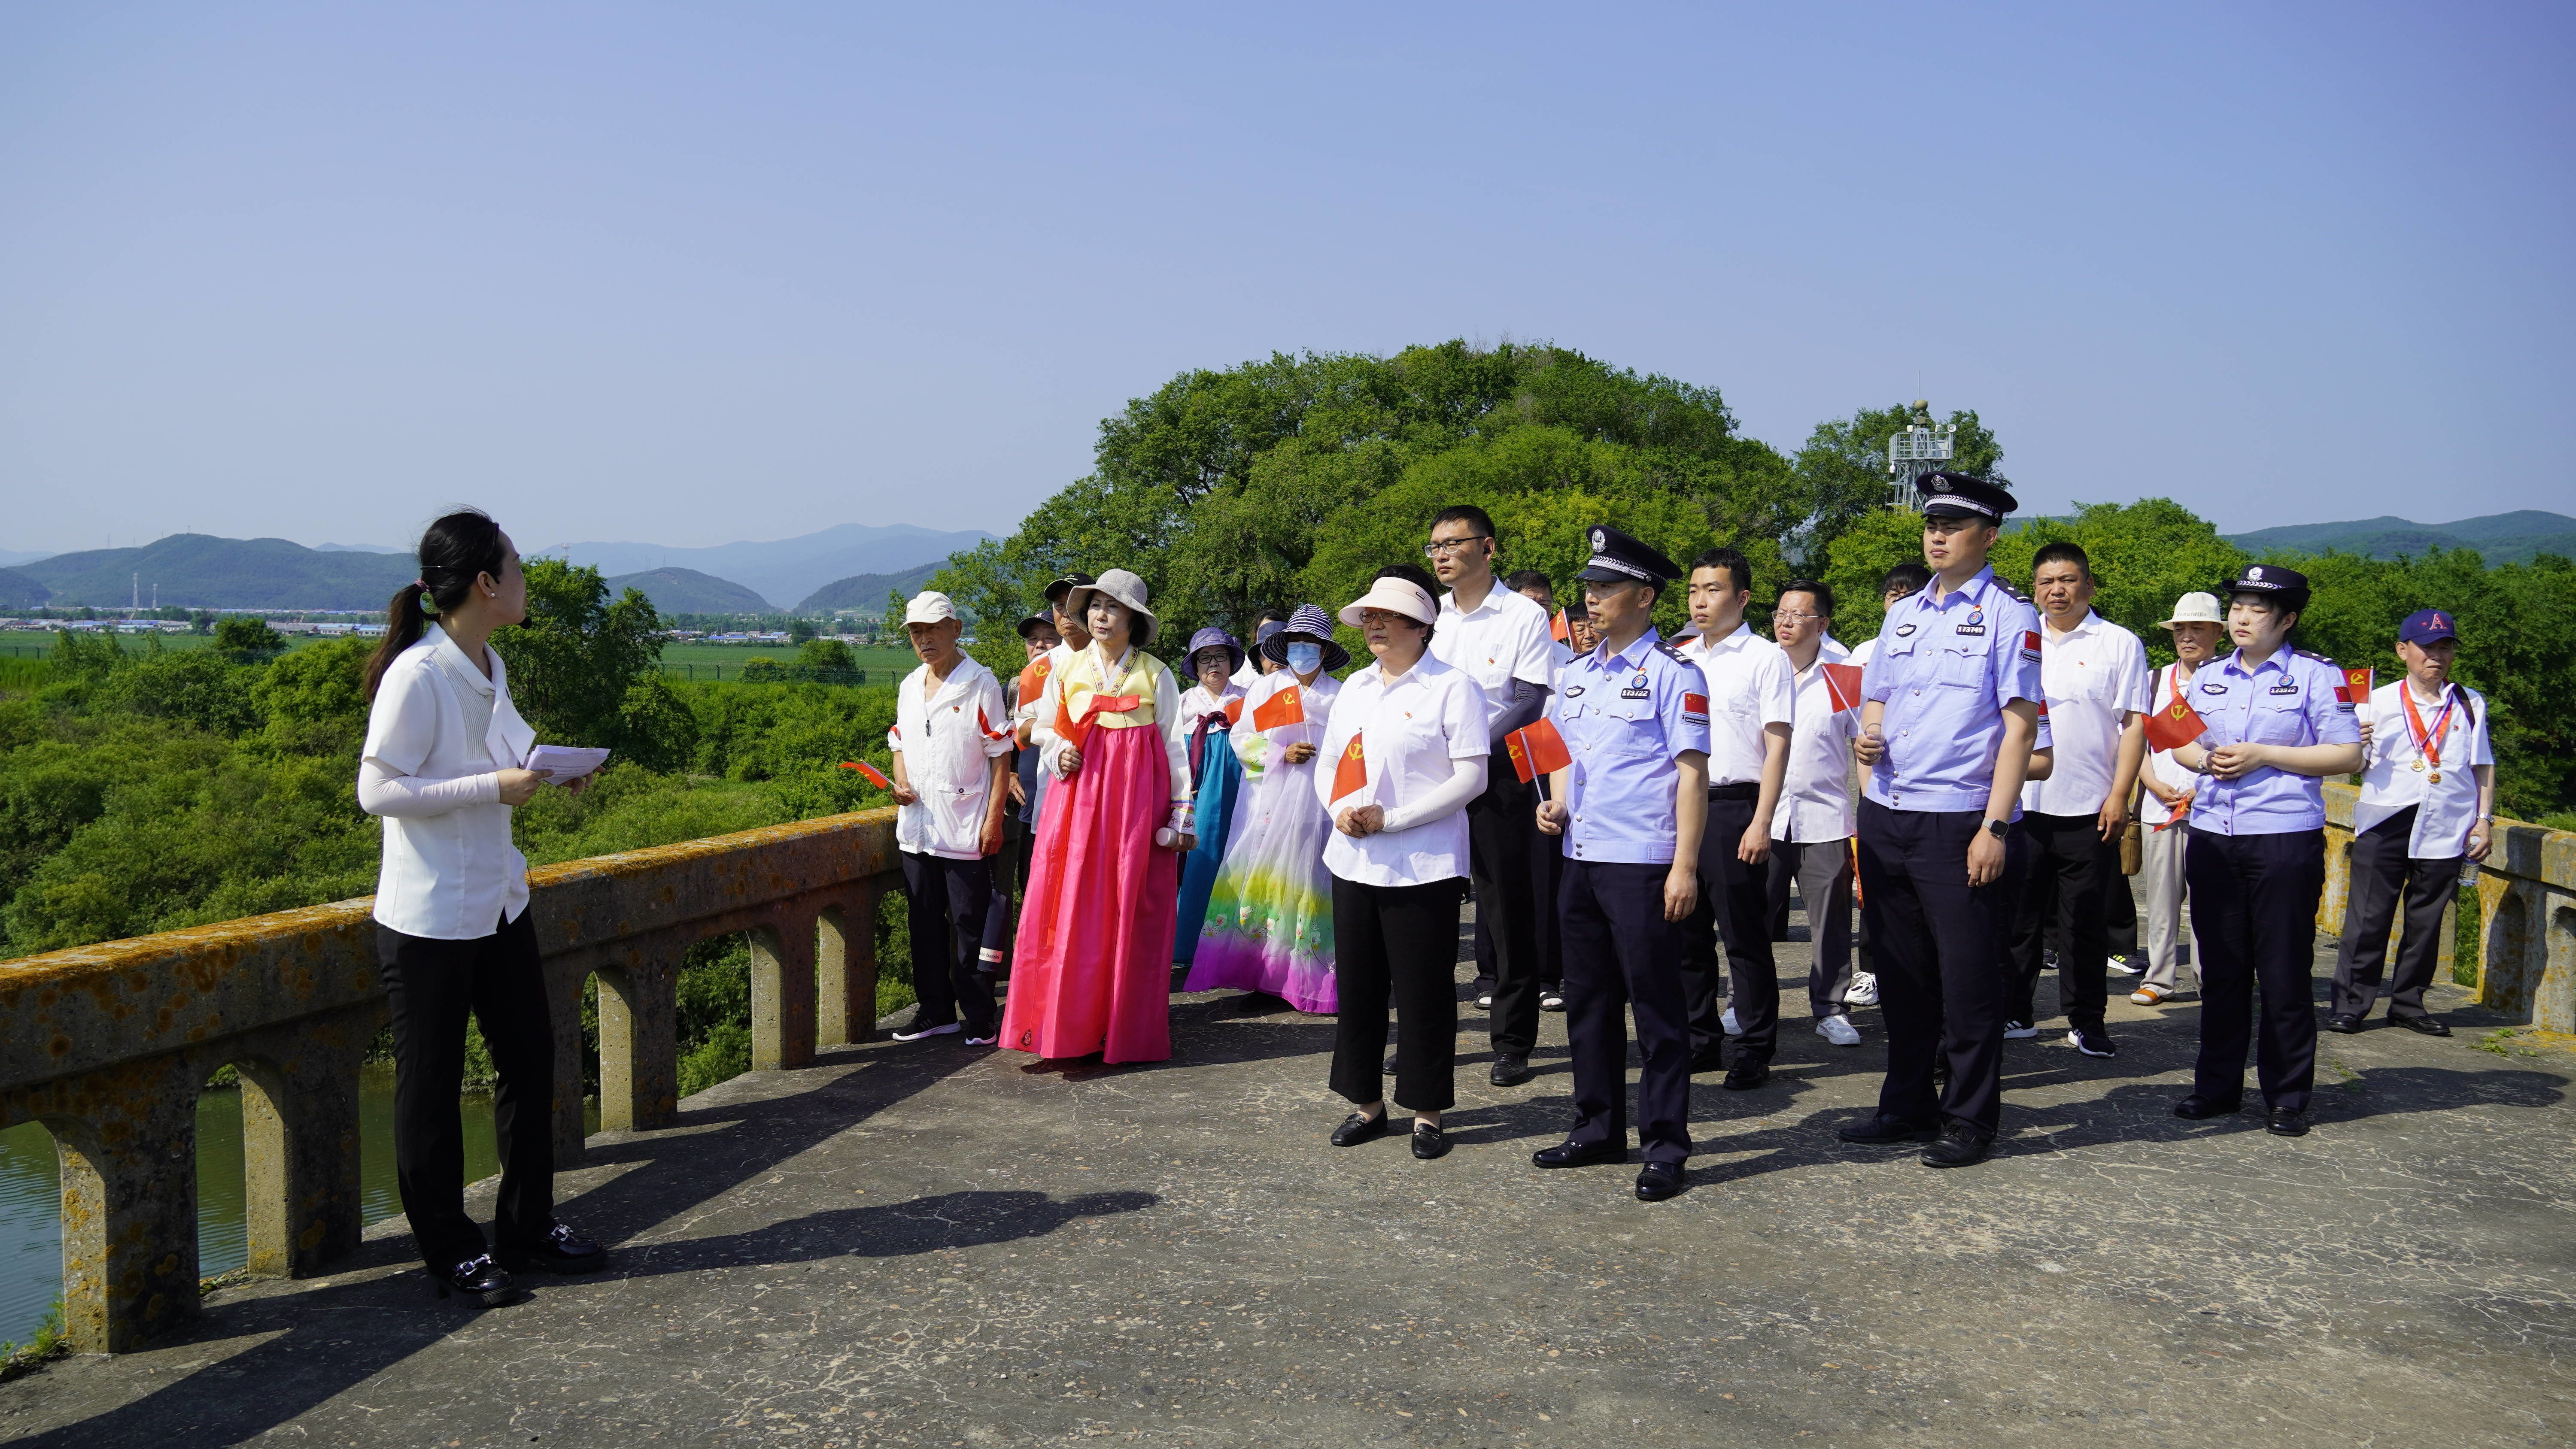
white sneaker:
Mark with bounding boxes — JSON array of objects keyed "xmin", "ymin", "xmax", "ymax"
[
  {"xmin": 2108, "ymin": 954, "xmax": 2143, "ymax": 975},
  {"xmin": 1816, "ymin": 1014, "xmax": 1861, "ymax": 1047},
  {"xmin": 2002, "ymin": 1020, "xmax": 2040, "ymax": 1040},
  {"xmin": 1721, "ymin": 1008, "xmax": 1743, "ymax": 1036},
  {"xmin": 964, "ymin": 1033, "xmax": 998, "ymax": 1046},
  {"xmin": 893, "ymin": 1021, "xmax": 960, "ymax": 1042},
  {"xmin": 1844, "ymin": 971, "xmax": 1879, "ymax": 1006}
]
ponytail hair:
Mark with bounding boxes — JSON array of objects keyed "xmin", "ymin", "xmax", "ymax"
[{"xmin": 364, "ymin": 509, "xmax": 509, "ymax": 699}]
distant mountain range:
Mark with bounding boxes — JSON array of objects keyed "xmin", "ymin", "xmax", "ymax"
[
  {"xmin": 605, "ymin": 567, "xmax": 776, "ymax": 615},
  {"xmin": 0, "ymin": 568, "xmax": 49, "ymax": 609},
  {"xmin": 16, "ymin": 535, "xmax": 419, "ymax": 611},
  {"xmin": 2225, "ymin": 510, "xmax": 2576, "ymax": 566},
  {"xmin": 793, "ymin": 561, "xmax": 950, "ymax": 615},
  {"xmin": 547, "ymin": 522, "xmax": 992, "ymax": 611}
]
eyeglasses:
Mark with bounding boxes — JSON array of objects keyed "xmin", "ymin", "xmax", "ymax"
[
  {"xmin": 1422, "ymin": 535, "xmax": 1492, "ymax": 558},
  {"xmin": 1774, "ymin": 611, "xmax": 1826, "ymax": 623}
]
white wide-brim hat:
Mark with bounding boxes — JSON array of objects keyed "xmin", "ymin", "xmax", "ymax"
[
  {"xmin": 1066, "ymin": 568, "xmax": 1158, "ymax": 647},
  {"xmin": 1338, "ymin": 576, "xmax": 1438, "ymax": 630},
  {"xmin": 2160, "ymin": 591, "xmax": 2224, "ymax": 627}
]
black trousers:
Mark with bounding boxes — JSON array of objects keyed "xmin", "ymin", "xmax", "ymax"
[
  {"xmin": 376, "ymin": 909, "xmax": 557, "ymax": 1272},
  {"xmin": 2330, "ymin": 808, "xmax": 2460, "ymax": 1022},
  {"xmin": 2185, "ymin": 828, "xmax": 2324, "ymax": 1111},
  {"xmin": 1329, "ymin": 876, "xmax": 1464, "ymax": 1113},
  {"xmin": 2105, "ymin": 868, "xmax": 2138, "ymax": 960},
  {"xmin": 2008, "ymin": 811, "xmax": 2115, "ymax": 1031},
  {"xmin": 1857, "ymin": 801, "xmax": 2026, "ymax": 1135},
  {"xmin": 980, "ymin": 814, "xmax": 1019, "ymax": 968},
  {"xmin": 1465, "ymin": 756, "xmax": 1544, "ymax": 1056},
  {"xmin": 1475, "ymin": 812, "xmax": 1566, "ymax": 992},
  {"xmin": 1766, "ymin": 836, "xmax": 1856, "ymax": 1015},
  {"xmin": 1682, "ymin": 791, "xmax": 1778, "ymax": 1059},
  {"xmin": 902, "ymin": 849, "xmax": 998, "ymax": 1036},
  {"xmin": 1560, "ymin": 859, "xmax": 1694, "ymax": 1165}
]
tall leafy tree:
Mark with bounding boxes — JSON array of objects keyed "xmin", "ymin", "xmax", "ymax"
[
  {"xmin": 494, "ymin": 560, "xmax": 665, "ymax": 750},
  {"xmin": 1792, "ymin": 404, "xmax": 2005, "ymax": 563}
]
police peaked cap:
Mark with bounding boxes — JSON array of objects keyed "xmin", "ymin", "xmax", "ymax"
[
  {"xmin": 1916, "ymin": 472, "xmax": 2017, "ymax": 521},
  {"xmin": 1574, "ymin": 524, "xmax": 1683, "ymax": 584},
  {"xmin": 2221, "ymin": 562, "xmax": 2312, "ymax": 607}
]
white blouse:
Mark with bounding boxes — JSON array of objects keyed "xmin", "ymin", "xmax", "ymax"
[
  {"xmin": 358, "ymin": 626, "xmax": 537, "ymax": 940},
  {"xmin": 1312, "ymin": 653, "xmax": 1489, "ymax": 888}
]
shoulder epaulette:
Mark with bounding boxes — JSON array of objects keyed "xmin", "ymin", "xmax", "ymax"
[
  {"xmin": 2294, "ymin": 648, "xmax": 2335, "ymax": 664},
  {"xmin": 1653, "ymin": 641, "xmax": 1692, "ymax": 665}
]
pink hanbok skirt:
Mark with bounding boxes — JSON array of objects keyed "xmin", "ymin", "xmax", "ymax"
[{"xmin": 999, "ymin": 724, "xmax": 1179, "ymax": 1063}]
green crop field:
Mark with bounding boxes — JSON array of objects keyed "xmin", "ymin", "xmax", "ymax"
[
  {"xmin": 0, "ymin": 632, "xmax": 335, "ymax": 659},
  {"xmin": 655, "ymin": 640, "xmax": 922, "ymax": 685}
]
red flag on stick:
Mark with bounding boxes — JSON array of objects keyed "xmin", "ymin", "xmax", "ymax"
[
  {"xmin": 2338, "ymin": 666, "xmax": 2373, "ymax": 707},
  {"xmin": 1820, "ymin": 662, "xmax": 1865, "ymax": 714},
  {"xmin": 1017, "ymin": 656, "xmax": 1053, "ymax": 708},
  {"xmin": 1328, "ymin": 734, "xmax": 1369, "ymax": 803},
  {"xmin": 1251, "ymin": 686, "xmax": 1305, "ymax": 733},
  {"xmin": 2142, "ymin": 697, "xmax": 2207, "ymax": 752},
  {"xmin": 839, "ymin": 760, "xmax": 894, "ymax": 790},
  {"xmin": 1504, "ymin": 717, "xmax": 1574, "ymax": 784}
]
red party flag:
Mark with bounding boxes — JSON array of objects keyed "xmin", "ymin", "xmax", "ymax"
[
  {"xmin": 1504, "ymin": 717, "xmax": 1573, "ymax": 784},
  {"xmin": 838, "ymin": 760, "xmax": 893, "ymax": 790},
  {"xmin": 1017, "ymin": 655, "xmax": 1053, "ymax": 708},
  {"xmin": 1820, "ymin": 661, "xmax": 1865, "ymax": 713},
  {"xmin": 2339, "ymin": 665, "xmax": 2373, "ymax": 706},
  {"xmin": 2142, "ymin": 697, "xmax": 2207, "ymax": 752},
  {"xmin": 1252, "ymin": 686, "xmax": 1305, "ymax": 733},
  {"xmin": 1329, "ymin": 733, "xmax": 1369, "ymax": 803}
]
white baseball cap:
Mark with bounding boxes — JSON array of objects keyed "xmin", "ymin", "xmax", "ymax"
[
  {"xmin": 904, "ymin": 591, "xmax": 960, "ymax": 626},
  {"xmin": 2160, "ymin": 591, "xmax": 2224, "ymax": 627}
]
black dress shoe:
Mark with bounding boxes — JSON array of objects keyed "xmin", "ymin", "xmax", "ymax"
[
  {"xmin": 1722, "ymin": 1060, "xmax": 1770, "ymax": 1091},
  {"xmin": 1489, "ymin": 1053, "xmax": 1533, "ymax": 1087},
  {"xmin": 428, "ymin": 1253, "xmax": 518, "ymax": 1307},
  {"xmin": 1687, "ymin": 1048, "xmax": 1728, "ymax": 1075},
  {"xmin": 1411, "ymin": 1122, "xmax": 1450, "ymax": 1160},
  {"xmin": 495, "ymin": 1220, "xmax": 607, "ymax": 1275},
  {"xmin": 2266, "ymin": 1106, "xmax": 2310, "ymax": 1137},
  {"xmin": 1919, "ymin": 1121, "xmax": 1993, "ymax": 1169},
  {"xmin": 1838, "ymin": 1114, "xmax": 1937, "ymax": 1144},
  {"xmin": 1531, "ymin": 1139, "xmax": 1626, "ymax": 1169},
  {"xmin": 1382, "ymin": 1053, "xmax": 1399, "ymax": 1074},
  {"xmin": 1331, "ymin": 1109, "xmax": 1390, "ymax": 1147},
  {"xmin": 1633, "ymin": 1162, "xmax": 1685, "ymax": 1202},
  {"xmin": 2172, "ymin": 1094, "xmax": 2242, "ymax": 1120},
  {"xmin": 2389, "ymin": 1014, "xmax": 2451, "ymax": 1037},
  {"xmin": 2323, "ymin": 1014, "xmax": 2365, "ymax": 1034}
]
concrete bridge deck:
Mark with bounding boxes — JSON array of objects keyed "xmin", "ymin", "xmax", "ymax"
[{"xmin": 4, "ymin": 928, "xmax": 2570, "ymax": 1449}]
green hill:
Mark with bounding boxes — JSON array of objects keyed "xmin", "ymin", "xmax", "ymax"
[
  {"xmin": 21, "ymin": 534, "xmax": 417, "ymax": 610},
  {"xmin": 793, "ymin": 561, "xmax": 947, "ymax": 616},
  {"xmin": 0, "ymin": 568, "xmax": 50, "ymax": 609},
  {"xmin": 603, "ymin": 567, "xmax": 772, "ymax": 615},
  {"xmin": 2225, "ymin": 511, "xmax": 2576, "ymax": 566}
]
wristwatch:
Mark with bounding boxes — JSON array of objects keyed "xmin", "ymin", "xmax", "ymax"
[{"xmin": 1983, "ymin": 818, "xmax": 2009, "ymax": 839}]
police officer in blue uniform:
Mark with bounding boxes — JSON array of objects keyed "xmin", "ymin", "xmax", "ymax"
[
  {"xmin": 1532, "ymin": 525, "xmax": 1711, "ymax": 1202},
  {"xmin": 2164, "ymin": 563, "xmax": 2363, "ymax": 1135},
  {"xmin": 1838, "ymin": 473, "xmax": 2044, "ymax": 1168}
]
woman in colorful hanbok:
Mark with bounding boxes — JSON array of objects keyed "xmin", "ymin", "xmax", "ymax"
[
  {"xmin": 1173, "ymin": 628, "xmax": 1249, "ymax": 967},
  {"xmin": 1001, "ymin": 569, "xmax": 1195, "ymax": 1063},
  {"xmin": 1184, "ymin": 604, "xmax": 1349, "ymax": 1012}
]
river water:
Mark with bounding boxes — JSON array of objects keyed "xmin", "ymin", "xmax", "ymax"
[{"xmin": 0, "ymin": 1068, "xmax": 595, "ymax": 1346}]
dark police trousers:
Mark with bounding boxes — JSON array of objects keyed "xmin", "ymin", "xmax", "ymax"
[
  {"xmin": 2008, "ymin": 811, "xmax": 2115, "ymax": 1031},
  {"xmin": 1559, "ymin": 858, "xmax": 1694, "ymax": 1165},
  {"xmin": 902, "ymin": 849, "xmax": 999, "ymax": 1037},
  {"xmin": 2329, "ymin": 807, "xmax": 2460, "ymax": 1022},
  {"xmin": 1856, "ymin": 801, "xmax": 2026, "ymax": 1135},
  {"xmin": 376, "ymin": 909, "xmax": 556, "ymax": 1272},
  {"xmin": 1329, "ymin": 876, "xmax": 1464, "ymax": 1113},
  {"xmin": 1466, "ymin": 756, "xmax": 1545, "ymax": 1058},
  {"xmin": 2185, "ymin": 828, "xmax": 2324, "ymax": 1111},
  {"xmin": 1682, "ymin": 787, "xmax": 1777, "ymax": 1060},
  {"xmin": 1766, "ymin": 836, "xmax": 1856, "ymax": 1016}
]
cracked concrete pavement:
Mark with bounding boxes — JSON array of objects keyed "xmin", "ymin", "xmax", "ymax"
[{"xmin": 3, "ymin": 912, "xmax": 2569, "ymax": 1448}]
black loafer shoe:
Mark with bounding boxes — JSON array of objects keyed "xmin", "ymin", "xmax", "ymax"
[
  {"xmin": 2173, "ymin": 1094, "xmax": 2242, "ymax": 1120},
  {"xmin": 428, "ymin": 1253, "xmax": 518, "ymax": 1307},
  {"xmin": 2266, "ymin": 1107, "xmax": 2310, "ymax": 1137},
  {"xmin": 1919, "ymin": 1121, "xmax": 1994, "ymax": 1169},
  {"xmin": 1531, "ymin": 1139, "xmax": 1626, "ymax": 1169},
  {"xmin": 1382, "ymin": 1054, "xmax": 1399, "ymax": 1074},
  {"xmin": 1331, "ymin": 1110, "xmax": 1390, "ymax": 1147},
  {"xmin": 1722, "ymin": 1060, "xmax": 1771, "ymax": 1091},
  {"xmin": 1489, "ymin": 1053, "xmax": 1533, "ymax": 1087},
  {"xmin": 1838, "ymin": 1114, "xmax": 1937, "ymax": 1144},
  {"xmin": 1633, "ymin": 1162, "xmax": 1685, "ymax": 1201},
  {"xmin": 1411, "ymin": 1122, "xmax": 1450, "ymax": 1160},
  {"xmin": 1688, "ymin": 1048, "xmax": 1728, "ymax": 1075},
  {"xmin": 2323, "ymin": 1014, "xmax": 2365, "ymax": 1034},
  {"xmin": 495, "ymin": 1220, "xmax": 606, "ymax": 1275},
  {"xmin": 2390, "ymin": 1014, "xmax": 2451, "ymax": 1037}
]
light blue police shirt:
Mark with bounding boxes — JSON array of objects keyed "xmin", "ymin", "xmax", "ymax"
[
  {"xmin": 2183, "ymin": 648, "xmax": 2361, "ymax": 837},
  {"xmin": 1859, "ymin": 565, "xmax": 2044, "ymax": 817},
  {"xmin": 1550, "ymin": 626, "xmax": 1713, "ymax": 864}
]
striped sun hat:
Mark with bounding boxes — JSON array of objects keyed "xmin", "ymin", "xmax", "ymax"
[{"xmin": 1259, "ymin": 603, "xmax": 1351, "ymax": 671}]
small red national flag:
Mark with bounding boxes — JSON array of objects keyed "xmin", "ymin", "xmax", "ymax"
[
  {"xmin": 1821, "ymin": 661, "xmax": 1865, "ymax": 713},
  {"xmin": 2339, "ymin": 666, "xmax": 2373, "ymax": 706},
  {"xmin": 2142, "ymin": 697, "xmax": 2207, "ymax": 752},
  {"xmin": 1329, "ymin": 734, "xmax": 1369, "ymax": 803},
  {"xmin": 1017, "ymin": 656, "xmax": 1053, "ymax": 707},
  {"xmin": 1224, "ymin": 696, "xmax": 1244, "ymax": 725},
  {"xmin": 1504, "ymin": 717, "xmax": 1574, "ymax": 784},
  {"xmin": 1252, "ymin": 687, "xmax": 1305, "ymax": 732},
  {"xmin": 839, "ymin": 760, "xmax": 894, "ymax": 790},
  {"xmin": 1551, "ymin": 608, "xmax": 1572, "ymax": 645}
]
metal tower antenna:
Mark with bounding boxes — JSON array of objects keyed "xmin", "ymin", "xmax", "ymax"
[{"xmin": 1885, "ymin": 400, "xmax": 1958, "ymax": 511}]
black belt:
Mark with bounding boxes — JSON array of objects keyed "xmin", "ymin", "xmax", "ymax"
[{"xmin": 1707, "ymin": 782, "xmax": 1759, "ymax": 801}]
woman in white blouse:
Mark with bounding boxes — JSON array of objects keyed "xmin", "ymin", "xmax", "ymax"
[
  {"xmin": 1316, "ymin": 566, "xmax": 1490, "ymax": 1161},
  {"xmin": 358, "ymin": 509, "xmax": 605, "ymax": 1307}
]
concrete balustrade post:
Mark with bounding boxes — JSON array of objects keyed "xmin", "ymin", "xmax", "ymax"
[
  {"xmin": 817, "ymin": 885, "xmax": 881, "ymax": 1047},
  {"xmin": 548, "ymin": 960, "xmax": 594, "ymax": 1169},
  {"xmin": 750, "ymin": 911, "xmax": 819, "ymax": 1071},
  {"xmin": 237, "ymin": 1005, "xmax": 375, "ymax": 1279},
  {"xmin": 50, "ymin": 1057, "xmax": 204, "ymax": 1353},
  {"xmin": 597, "ymin": 949, "xmax": 680, "ymax": 1131}
]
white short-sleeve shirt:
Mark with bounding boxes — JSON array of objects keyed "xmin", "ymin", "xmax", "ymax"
[
  {"xmin": 1676, "ymin": 622, "xmax": 1795, "ymax": 787},
  {"xmin": 1313, "ymin": 654, "xmax": 1489, "ymax": 887},
  {"xmin": 1777, "ymin": 637, "xmax": 1858, "ymax": 843},
  {"xmin": 1432, "ymin": 583, "xmax": 1556, "ymax": 738},
  {"xmin": 890, "ymin": 655, "xmax": 1014, "ymax": 859},
  {"xmin": 2355, "ymin": 679, "xmax": 2493, "ymax": 858},
  {"xmin": 361, "ymin": 627, "xmax": 538, "ymax": 940},
  {"xmin": 2020, "ymin": 610, "xmax": 2153, "ymax": 817}
]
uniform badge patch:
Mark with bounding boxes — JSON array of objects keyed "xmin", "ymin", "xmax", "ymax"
[
  {"xmin": 1564, "ymin": 685, "xmax": 1584, "ymax": 697},
  {"xmin": 2019, "ymin": 629, "xmax": 2041, "ymax": 662},
  {"xmin": 1956, "ymin": 623, "xmax": 1986, "ymax": 636},
  {"xmin": 1619, "ymin": 687, "xmax": 1651, "ymax": 700},
  {"xmin": 2269, "ymin": 680, "xmax": 2300, "ymax": 696},
  {"xmin": 2199, "ymin": 682, "xmax": 2228, "ymax": 695},
  {"xmin": 1894, "ymin": 623, "xmax": 1917, "ymax": 637}
]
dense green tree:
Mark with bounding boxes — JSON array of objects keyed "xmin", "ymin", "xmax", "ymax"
[
  {"xmin": 494, "ymin": 559, "xmax": 665, "ymax": 751},
  {"xmin": 212, "ymin": 615, "xmax": 288, "ymax": 660},
  {"xmin": 795, "ymin": 638, "xmax": 856, "ymax": 673},
  {"xmin": 1792, "ymin": 404, "xmax": 2005, "ymax": 564}
]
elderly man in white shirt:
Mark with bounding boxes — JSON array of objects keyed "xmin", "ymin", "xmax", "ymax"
[
  {"xmin": 2129, "ymin": 592, "xmax": 2225, "ymax": 1005},
  {"xmin": 1765, "ymin": 579, "xmax": 1865, "ymax": 1046},
  {"xmin": 888, "ymin": 591, "xmax": 1016, "ymax": 1045},
  {"xmin": 2006, "ymin": 543, "xmax": 2152, "ymax": 1059}
]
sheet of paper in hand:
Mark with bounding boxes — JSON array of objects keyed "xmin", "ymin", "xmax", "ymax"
[{"xmin": 525, "ymin": 745, "xmax": 611, "ymax": 780}]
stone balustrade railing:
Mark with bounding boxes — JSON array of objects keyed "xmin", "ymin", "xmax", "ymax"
[
  {"xmin": 2318, "ymin": 782, "xmax": 2575, "ymax": 1031},
  {"xmin": 0, "ymin": 807, "xmax": 901, "ymax": 1354}
]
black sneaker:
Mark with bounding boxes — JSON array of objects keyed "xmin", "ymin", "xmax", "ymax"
[
  {"xmin": 2067, "ymin": 1026, "xmax": 2116, "ymax": 1058},
  {"xmin": 1920, "ymin": 1121, "xmax": 1994, "ymax": 1169},
  {"xmin": 1538, "ymin": 985, "xmax": 1566, "ymax": 1012},
  {"xmin": 495, "ymin": 1220, "xmax": 606, "ymax": 1275}
]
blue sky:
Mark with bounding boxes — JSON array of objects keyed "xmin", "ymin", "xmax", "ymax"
[{"xmin": 2, "ymin": 2, "xmax": 2569, "ymax": 556}]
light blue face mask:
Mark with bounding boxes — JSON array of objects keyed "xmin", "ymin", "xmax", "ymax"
[{"xmin": 1285, "ymin": 642, "xmax": 1323, "ymax": 675}]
